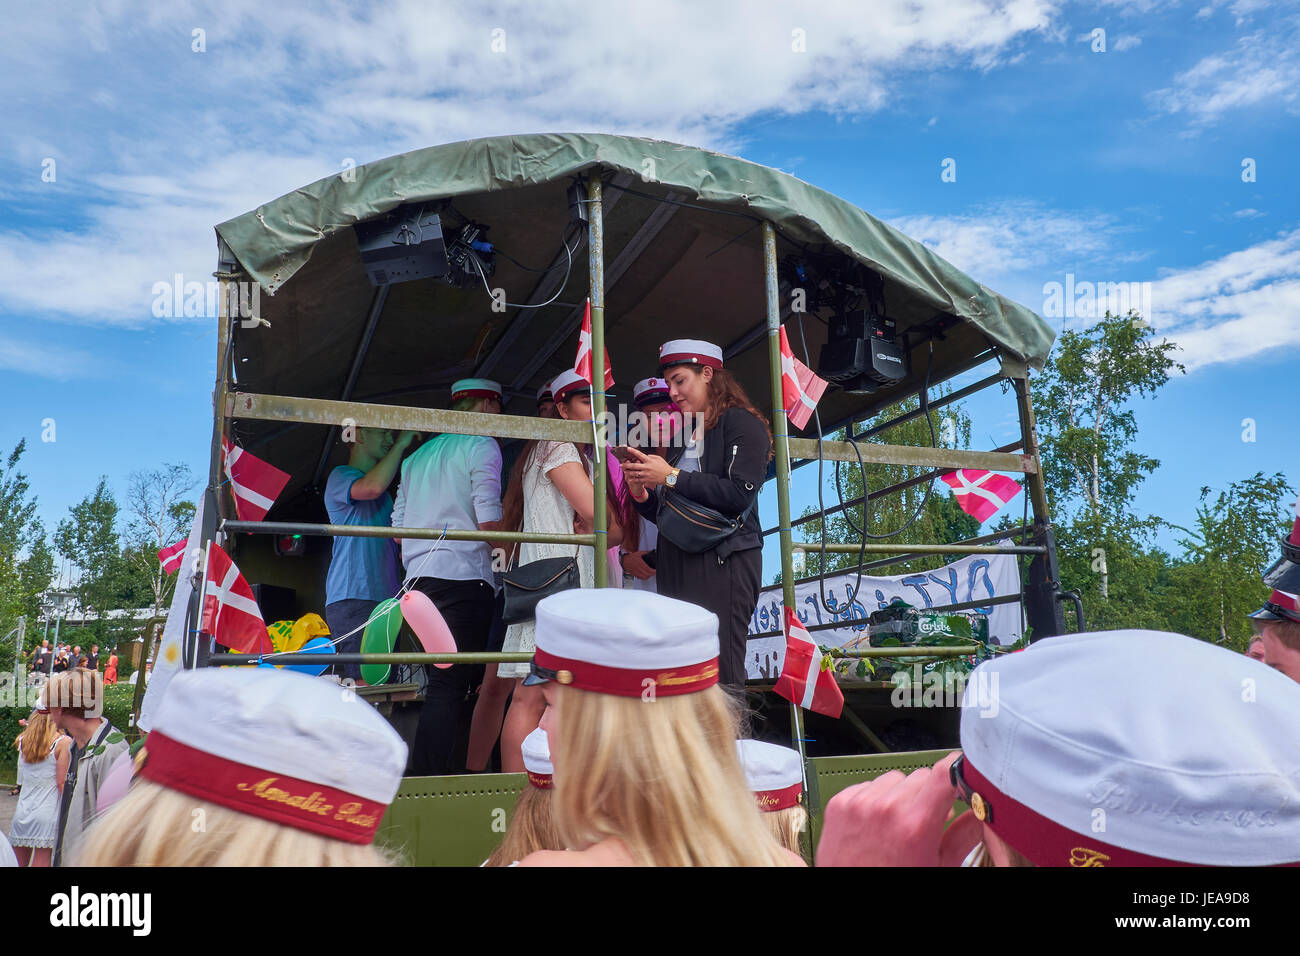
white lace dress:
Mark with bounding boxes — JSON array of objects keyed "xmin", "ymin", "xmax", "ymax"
[
  {"xmin": 499, "ymin": 441, "xmax": 596, "ymax": 679},
  {"xmin": 9, "ymin": 741, "xmax": 60, "ymax": 849}
]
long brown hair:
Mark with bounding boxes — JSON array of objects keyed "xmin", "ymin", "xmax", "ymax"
[
  {"xmin": 499, "ymin": 399, "xmax": 637, "ymax": 562},
  {"xmin": 689, "ymin": 367, "xmax": 774, "ymax": 453},
  {"xmin": 483, "ymin": 787, "xmax": 563, "ymax": 866}
]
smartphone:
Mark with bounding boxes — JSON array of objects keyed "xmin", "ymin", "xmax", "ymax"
[{"xmin": 610, "ymin": 445, "xmax": 635, "ymax": 462}]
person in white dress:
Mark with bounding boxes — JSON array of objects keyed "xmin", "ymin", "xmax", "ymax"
[
  {"xmin": 495, "ymin": 369, "xmax": 628, "ymax": 772},
  {"xmin": 8, "ymin": 704, "xmax": 71, "ymax": 867}
]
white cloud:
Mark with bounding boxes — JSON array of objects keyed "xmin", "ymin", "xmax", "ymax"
[
  {"xmin": 1148, "ymin": 18, "xmax": 1300, "ymax": 123},
  {"xmin": 1112, "ymin": 35, "xmax": 1142, "ymax": 51},
  {"xmin": 1233, "ymin": 208, "xmax": 1265, "ymax": 219},
  {"xmin": 1146, "ymin": 229, "xmax": 1300, "ymax": 371},
  {"xmin": 889, "ymin": 204, "xmax": 1300, "ymax": 376},
  {"xmin": 889, "ymin": 201, "xmax": 1118, "ymax": 277},
  {"xmin": 0, "ymin": 0, "xmax": 1056, "ymax": 325}
]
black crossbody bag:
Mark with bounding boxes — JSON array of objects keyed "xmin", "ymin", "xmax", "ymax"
[
  {"xmin": 502, "ymin": 544, "xmax": 582, "ymax": 626},
  {"xmin": 656, "ymin": 490, "xmax": 743, "ymax": 554}
]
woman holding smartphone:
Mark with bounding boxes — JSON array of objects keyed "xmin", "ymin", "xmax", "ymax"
[
  {"xmin": 496, "ymin": 368, "xmax": 628, "ymax": 771},
  {"xmin": 622, "ymin": 339, "xmax": 771, "ymax": 696}
]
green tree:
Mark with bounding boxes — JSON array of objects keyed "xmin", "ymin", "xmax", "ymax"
[
  {"xmin": 794, "ymin": 387, "xmax": 980, "ymax": 585},
  {"xmin": 1164, "ymin": 472, "xmax": 1294, "ymax": 648},
  {"xmin": 1031, "ymin": 311, "xmax": 1183, "ymax": 627},
  {"xmin": 54, "ymin": 477, "xmax": 135, "ymax": 648},
  {"xmin": 0, "ymin": 441, "xmax": 54, "ymax": 671}
]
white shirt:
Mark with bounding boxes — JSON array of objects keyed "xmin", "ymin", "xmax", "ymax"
[{"xmin": 392, "ymin": 432, "xmax": 502, "ymax": 585}]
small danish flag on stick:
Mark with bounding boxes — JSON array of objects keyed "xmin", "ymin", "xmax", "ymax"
[
  {"xmin": 157, "ymin": 537, "xmax": 188, "ymax": 575},
  {"xmin": 774, "ymin": 606, "xmax": 844, "ymax": 718},
  {"xmin": 575, "ymin": 298, "xmax": 614, "ymax": 391},
  {"xmin": 779, "ymin": 326, "xmax": 828, "ymax": 431},
  {"xmin": 202, "ymin": 542, "xmax": 271, "ymax": 654}
]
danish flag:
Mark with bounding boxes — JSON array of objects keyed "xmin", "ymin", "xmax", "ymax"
[
  {"xmin": 779, "ymin": 326, "xmax": 828, "ymax": 430},
  {"xmin": 222, "ymin": 438, "xmax": 290, "ymax": 522},
  {"xmin": 574, "ymin": 298, "xmax": 614, "ymax": 391},
  {"xmin": 157, "ymin": 537, "xmax": 188, "ymax": 575},
  {"xmin": 774, "ymin": 606, "xmax": 844, "ymax": 718},
  {"xmin": 940, "ymin": 469, "xmax": 1022, "ymax": 523},
  {"xmin": 202, "ymin": 542, "xmax": 271, "ymax": 654}
]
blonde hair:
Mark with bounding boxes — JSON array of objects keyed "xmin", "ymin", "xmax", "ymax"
[
  {"xmin": 551, "ymin": 686, "xmax": 801, "ymax": 866},
  {"xmin": 73, "ymin": 780, "xmax": 400, "ymax": 867},
  {"xmin": 761, "ymin": 805, "xmax": 809, "ymax": 860},
  {"xmin": 483, "ymin": 786, "xmax": 563, "ymax": 867},
  {"xmin": 16, "ymin": 711, "xmax": 60, "ymax": 764}
]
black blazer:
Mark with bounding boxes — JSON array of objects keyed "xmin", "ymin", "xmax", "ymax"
[{"xmin": 634, "ymin": 407, "xmax": 771, "ymax": 556}]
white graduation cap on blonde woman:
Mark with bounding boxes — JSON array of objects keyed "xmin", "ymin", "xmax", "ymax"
[
  {"xmin": 521, "ymin": 727, "xmax": 554, "ymax": 790},
  {"xmin": 139, "ymin": 667, "xmax": 407, "ymax": 844},
  {"xmin": 736, "ymin": 739, "xmax": 803, "ymax": 812}
]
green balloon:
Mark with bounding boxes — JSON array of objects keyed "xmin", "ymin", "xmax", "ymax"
[{"xmin": 361, "ymin": 596, "xmax": 403, "ymax": 686}]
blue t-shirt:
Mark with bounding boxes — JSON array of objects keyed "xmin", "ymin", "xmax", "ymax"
[{"xmin": 324, "ymin": 465, "xmax": 401, "ymax": 604}]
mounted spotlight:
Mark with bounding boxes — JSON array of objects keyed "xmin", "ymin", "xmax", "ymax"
[
  {"xmin": 354, "ymin": 204, "xmax": 450, "ymax": 287},
  {"xmin": 817, "ymin": 269, "xmax": 906, "ymax": 393}
]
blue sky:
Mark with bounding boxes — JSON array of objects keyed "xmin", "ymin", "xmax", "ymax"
[{"xmin": 1, "ymin": 0, "xmax": 1296, "ymax": 586}]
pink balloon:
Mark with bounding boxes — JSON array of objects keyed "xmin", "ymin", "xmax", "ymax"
[
  {"xmin": 96, "ymin": 750, "xmax": 136, "ymax": 814},
  {"xmin": 400, "ymin": 590, "xmax": 458, "ymax": 669}
]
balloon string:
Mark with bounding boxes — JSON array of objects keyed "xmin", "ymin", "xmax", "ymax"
[{"xmin": 260, "ymin": 526, "xmax": 450, "ymax": 659}]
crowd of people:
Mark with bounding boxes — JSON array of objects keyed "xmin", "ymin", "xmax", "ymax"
[
  {"xmin": 322, "ymin": 337, "xmax": 770, "ymax": 775},
  {"xmin": 5, "ymin": 336, "xmax": 1297, "ymax": 868}
]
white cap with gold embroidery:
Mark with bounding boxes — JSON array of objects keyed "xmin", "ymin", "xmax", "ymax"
[
  {"xmin": 736, "ymin": 739, "xmax": 803, "ymax": 812},
  {"xmin": 522, "ymin": 727, "xmax": 554, "ymax": 789},
  {"xmin": 526, "ymin": 590, "xmax": 719, "ymax": 697},
  {"xmin": 548, "ymin": 368, "xmax": 592, "ymax": 402},
  {"xmin": 139, "ymin": 667, "xmax": 407, "ymax": 844},
  {"xmin": 958, "ymin": 629, "xmax": 1300, "ymax": 866}
]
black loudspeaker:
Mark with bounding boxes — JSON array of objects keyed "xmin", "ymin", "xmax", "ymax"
[
  {"xmin": 251, "ymin": 583, "xmax": 297, "ymax": 624},
  {"xmin": 354, "ymin": 205, "xmax": 449, "ymax": 286}
]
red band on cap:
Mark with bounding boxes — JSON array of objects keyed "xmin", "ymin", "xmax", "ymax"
[
  {"xmin": 963, "ymin": 760, "xmax": 1218, "ymax": 867},
  {"xmin": 526, "ymin": 770, "xmax": 553, "ymax": 790},
  {"xmin": 452, "ymin": 389, "xmax": 501, "ymax": 400},
  {"xmin": 754, "ymin": 782, "xmax": 802, "ymax": 812},
  {"xmin": 534, "ymin": 647, "xmax": 719, "ymax": 697},
  {"xmin": 659, "ymin": 352, "xmax": 723, "ymax": 370},
  {"xmin": 139, "ymin": 731, "xmax": 387, "ymax": 845}
]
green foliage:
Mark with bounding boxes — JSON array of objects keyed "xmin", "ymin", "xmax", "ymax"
[
  {"xmin": 0, "ymin": 441, "xmax": 55, "ymax": 667},
  {"xmin": 791, "ymin": 387, "xmax": 982, "ymax": 584}
]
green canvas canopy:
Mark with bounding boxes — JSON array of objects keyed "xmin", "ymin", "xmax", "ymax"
[{"xmin": 213, "ymin": 132, "xmax": 1054, "ymax": 521}]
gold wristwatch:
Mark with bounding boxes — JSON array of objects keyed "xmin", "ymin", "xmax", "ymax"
[{"xmin": 665, "ymin": 467, "xmax": 680, "ymax": 488}]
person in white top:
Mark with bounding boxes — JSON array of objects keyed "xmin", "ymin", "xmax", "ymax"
[
  {"xmin": 391, "ymin": 378, "xmax": 504, "ymax": 775},
  {"xmin": 495, "ymin": 369, "xmax": 629, "ymax": 773}
]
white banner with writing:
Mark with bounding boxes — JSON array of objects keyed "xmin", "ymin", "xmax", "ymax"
[{"xmin": 744, "ymin": 553, "xmax": 1022, "ymax": 680}]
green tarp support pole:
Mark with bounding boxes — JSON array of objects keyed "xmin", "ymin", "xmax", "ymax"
[
  {"xmin": 588, "ymin": 172, "xmax": 608, "ymax": 588},
  {"xmin": 763, "ymin": 221, "xmax": 811, "ymax": 821}
]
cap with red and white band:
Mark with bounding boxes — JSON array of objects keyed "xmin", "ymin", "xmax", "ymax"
[
  {"xmin": 548, "ymin": 368, "xmax": 592, "ymax": 403},
  {"xmin": 658, "ymin": 339, "xmax": 723, "ymax": 372},
  {"xmin": 522, "ymin": 727, "xmax": 553, "ymax": 790},
  {"xmin": 958, "ymin": 629, "xmax": 1300, "ymax": 867},
  {"xmin": 536, "ymin": 379, "xmax": 554, "ymax": 405},
  {"xmin": 1249, "ymin": 492, "xmax": 1300, "ymax": 627},
  {"xmin": 736, "ymin": 739, "xmax": 803, "ymax": 812},
  {"xmin": 525, "ymin": 589, "xmax": 719, "ymax": 697},
  {"xmin": 138, "ymin": 667, "xmax": 407, "ymax": 845},
  {"xmin": 632, "ymin": 377, "xmax": 672, "ymax": 409},
  {"xmin": 451, "ymin": 378, "xmax": 503, "ymax": 402}
]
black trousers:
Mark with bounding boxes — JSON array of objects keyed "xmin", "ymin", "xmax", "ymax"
[
  {"xmin": 408, "ymin": 577, "xmax": 494, "ymax": 775},
  {"xmin": 655, "ymin": 542, "xmax": 762, "ymax": 693}
]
